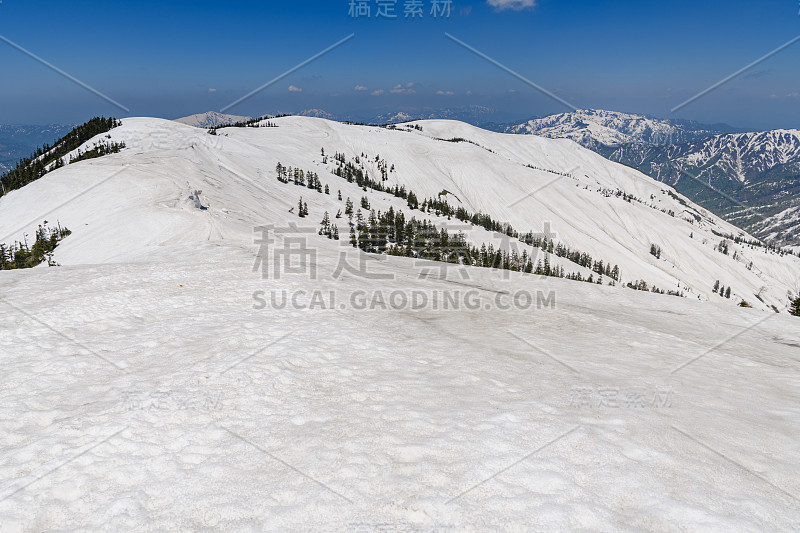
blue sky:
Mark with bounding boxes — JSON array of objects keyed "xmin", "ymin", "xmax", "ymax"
[{"xmin": 0, "ymin": 0, "xmax": 798, "ymax": 129}]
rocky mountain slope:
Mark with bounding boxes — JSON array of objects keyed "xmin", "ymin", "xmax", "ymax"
[{"xmin": 507, "ymin": 110, "xmax": 800, "ymax": 245}]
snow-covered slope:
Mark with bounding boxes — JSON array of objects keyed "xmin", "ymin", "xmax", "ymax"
[
  {"xmin": 0, "ymin": 116, "xmax": 796, "ymax": 310},
  {"xmin": 1, "ymin": 116, "xmax": 800, "ymax": 531},
  {"xmin": 1, "ymin": 240, "xmax": 799, "ymax": 531},
  {"xmin": 174, "ymin": 111, "xmax": 252, "ymax": 129}
]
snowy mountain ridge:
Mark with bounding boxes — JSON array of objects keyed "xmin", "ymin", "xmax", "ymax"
[
  {"xmin": 604, "ymin": 129, "xmax": 800, "ymax": 244},
  {"xmin": 0, "ymin": 116, "xmax": 796, "ymax": 311},
  {"xmin": 507, "ymin": 110, "xmax": 800, "ymax": 245},
  {"xmin": 174, "ymin": 111, "xmax": 253, "ymax": 129},
  {"xmin": 505, "ymin": 109, "xmax": 728, "ymax": 146},
  {"xmin": 656, "ymin": 129, "xmax": 800, "ymax": 182}
]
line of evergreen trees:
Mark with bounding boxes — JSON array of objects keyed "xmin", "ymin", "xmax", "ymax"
[
  {"xmin": 626, "ymin": 280, "xmax": 684, "ymax": 297},
  {"xmin": 713, "ymin": 280, "xmax": 732, "ymax": 299},
  {"xmin": 69, "ymin": 139, "xmax": 126, "ymax": 164},
  {"xmin": 520, "ymin": 232, "xmax": 620, "ymax": 282},
  {"xmin": 216, "ymin": 114, "xmax": 290, "ymax": 130},
  {"xmin": 711, "ymin": 228, "xmax": 795, "ymax": 256},
  {"xmin": 0, "ymin": 222, "xmax": 71, "ymax": 270},
  {"xmin": 276, "ymin": 163, "xmax": 325, "ymax": 192},
  {"xmin": 0, "ymin": 117, "xmax": 122, "ymax": 197},
  {"xmin": 349, "ymin": 205, "xmax": 608, "ymax": 284}
]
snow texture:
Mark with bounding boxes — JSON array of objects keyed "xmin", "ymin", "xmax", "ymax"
[{"xmin": 0, "ymin": 116, "xmax": 799, "ymax": 531}]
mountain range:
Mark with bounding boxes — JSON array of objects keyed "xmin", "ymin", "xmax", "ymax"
[
  {"xmin": 4, "ymin": 108, "xmax": 800, "ymax": 247},
  {"xmin": 174, "ymin": 111, "xmax": 253, "ymax": 129},
  {"xmin": 0, "ymin": 124, "xmax": 75, "ymax": 174},
  {"xmin": 2, "ymin": 115, "xmax": 796, "ymax": 310},
  {"xmin": 504, "ymin": 110, "xmax": 800, "ymax": 246}
]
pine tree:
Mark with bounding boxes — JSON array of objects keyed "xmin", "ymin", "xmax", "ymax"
[
  {"xmin": 298, "ymin": 197, "xmax": 306, "ymax": 218},
  {"xmin": 325, "ymin": 185, "xmax": 330, "ymax": 195},
  {"xmin": 713, "ymin": 280, "xmax": 720, "ymax": 293},
  {"xmin": 349, "ymin": 227, "xmax": 357, "ymax": 247},
  {"xmin": 338, "ymin": 190, "xmax": 342, "ymax": 201},
  {"xmin": 790, "ymin": 296, "xmax": 800, "ymax": 317},
  {"xmin": 332, "ymin": 226, "xmax": 340, "ymax": 241},
  {"xmin": 725, "ymin": 287, "xmax": 731, "ymax": 299},
  {"xmin": 345, "ymin": 198, "xmax": 354, "ymax": 215},
  {"xmin": 319, "ymin": 211, "xmax": 331, "ymax": 235}
]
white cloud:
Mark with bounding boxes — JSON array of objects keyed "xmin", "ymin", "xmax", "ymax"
[
  {"xmin": 372, "ymin": 89, "xmax": 385, "ymax": 96},
  {"xmin": 354, "ymin": 85, "xmax": 368, "ymax": 91},
  {"xmin": 288, "ymin": 85, "xmax": 303, "ymax": 92},
  {"xmin": 436, "ymin": 90, "xmax": 455, "ymax": 96},
  {"xmin": 207, "ymin": 88, "xmax": 217, "ymax": 93},
  {"xmin": 487, "ymin": 0, "xmax": 537, "ymax": 11},
  {"xmin": 391, "ymin": 83, "xmax": 417, "ymax": 95},
  {"xmin": 769, "ymin": 92, "xmax": 799, "ymax": 100}
]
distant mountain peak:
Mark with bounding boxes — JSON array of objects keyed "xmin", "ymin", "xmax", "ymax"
[
  {"xmin": 174, "ymin": 112, "xmax": 253, "ymax": 129},
  {"xmin": 297, "ymin": 109, "xmax": 340, "ymax": 120},
  {"xmin": 506, "ymin": 109, "xmax": 728, "ymax": 147}
]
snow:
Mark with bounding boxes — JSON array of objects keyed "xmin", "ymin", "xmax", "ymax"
[
  {"xmin": 1, "ymin": 116, "xmax": 799, "ymax": 531},
  {"xmin": 1, "ymin": 243, "xmax": 799, "ymax": 531},
  {"xmin": 174, "ymin": 112, "xmax": 253, "ymax": 129},
  {"xmin": 1, "ymin": 115, "xmax": 797, "ymax": 309},
  {"xmin": 677, "ymin": 129, "xmax": 800, "ymax": 183},
  {"xmin": 505, "ymin": 109, "xmax": 719, "ymax": 147}
]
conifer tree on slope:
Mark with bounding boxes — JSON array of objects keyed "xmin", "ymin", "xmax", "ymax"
[{"xmin": 790, "ymin": 296, "xmax": 800, "ymax": 317}]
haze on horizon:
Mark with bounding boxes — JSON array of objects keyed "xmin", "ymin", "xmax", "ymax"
[{"xmin": 0, "ymin": 0, "xmax": 798, "ymax": 131}]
